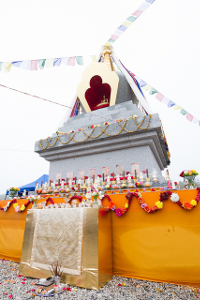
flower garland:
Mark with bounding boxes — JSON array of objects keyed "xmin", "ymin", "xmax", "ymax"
[
  {"xmin": 99, "ymin": 194, "xmax": 131, "ymax": 217},
  {"xmin": 0, "ymin": 198, "xmax": 35, "ymax": 213}
]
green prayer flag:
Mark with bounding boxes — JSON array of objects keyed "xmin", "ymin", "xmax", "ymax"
[
  {"xmin": 38, "ymin": 59, "xmax": 46, "ymax": 69},
  {"xmin": 108, "ymin": 39, "xmax": 115, "ymax": 43},
  {"xmin": 180, "ymin": 109, "xmax": 187, "ymax": 115},
  {"xmin": 0, "ymin": 62, "xmax": 2, "ymax": 71},
  {"xmin": 126, "ymin": 16, "xmax": 137, "ymax": 23},
  {"xmin": 149, "ymin": 88, "xmax": 158, "ymax": 95},
  {"xmin": 76, "ymin": 56, "xmax": 83, "ymax": 65}
]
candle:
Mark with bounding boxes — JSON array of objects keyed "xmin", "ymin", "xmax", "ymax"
[
  {"xmin": 84, "ymin": 176, "xmax": 85, "ymax": 183},
  {"xmin": 75, "ymin": 177, "xmax": 77, "ymax": 185},
  {"xmin": 93, "ymin": 175, "xmax": 95, "ymax": 183},
  {"xmin": 41, "ymin": 181, "xmax": 43, "ymax": 189},
  {"xmin": 78, "ymin": 184, "xmax": 80, "ymax": 192},
  {"xmin": 135, "ymin": 170, "xmax": 137, "ymax": 179},
  {"xmin": 113, "ymin": 172, "xmax": 115, "ymax": 180},
  {"xmin": 123, "ymin": 171, "xmax": 125, "ymax": 179},
  {"xmin": 58, "ymin": 179, "xmax": 60, "ymax": 186},
  {"xmin": 49, "ymin": 180, "xmax": 51, "ymax": 187},
  {"xmin": 103, "ymin": 173, "xmax": 105, "ymax": 182},
  {"xmin": 66, "ymin": 177, "xmax": 68, "ymax": 185},
  {"xmin": 146, "ymin": 169, "xmax": 149, "ymax": 178}
]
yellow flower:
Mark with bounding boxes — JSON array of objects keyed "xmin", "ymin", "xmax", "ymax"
[
  {"xmin": 190, "ymin": 200, "xmax": 197, "ymax": 206},
  {"xmin": 125, "ymin": 203, "xmax": 129, "ymax": 209},
  {"xmin": 13, "ymin": 203, "xmax": 19, "ymax": 208},
  {"xmin": 189, "ymin": 172, "xmax": 192, "ymax": 175},
  {"xmin": 122, "ymin": 283, "xmax": 126, "ymax": 286},
  {"xmin": 20, "ymin": 204, "xmax": 25, "ymax": 211},
  {"xmin": 155, "ymin": 201, "xmax": 163, "ymax": 209}
]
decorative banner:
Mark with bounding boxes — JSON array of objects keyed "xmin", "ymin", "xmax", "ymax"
[
  {"xmin": 106, "ymin": 0, "xmax": 156, "ymax": 45},
  {"xmin": 134, "ymin": 74, "xmax": 200, "ymax": 126},
  {"xmin": 0, "ymin": 56, "xmax": 84, "ymax": 72}
]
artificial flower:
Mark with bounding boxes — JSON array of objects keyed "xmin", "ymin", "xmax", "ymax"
[
  {"xmin": 144, "ymin": 206, "xmax": 150, "ymax": 213},
  {"xmin": 151, "ymin": 205, "xmax": 158, "ymax": 212},
  {"xmin": 138, "ymin": 198, "xmax": 144, "ymax": 204},
  {"xmin": 14, "ymin": 206, "xmax": 20, "ymax": 213},
  {"xmin": 170, "ymin": 193, "xmax": 180, "ymax": 203},
  {"xmin": 190, "ymin": 200, "xmax": 197, "ymax": 206},
  {"xmin": 115, "ymin": 208, "xmax": 123, "ymax": 217},
  {"xmin": 125, "ymin": 203, "xmax": 129, "ymax": 209},
  {"xmin": 20, "ymin": 204, "xmax": 25, "ymax": 211},
  {"xmin": 155, "ymin": 201, "xmax": 163, "ymax": 209},
  {"xmin": 183, "ymin": 202, "xmax": 193, "ymax": 210},
  {"xmin": 13, "ymin": 203, "xmax": 19, "ymax": 208},
  {"xmin": 141, "ymin": 203, "xmax": 147, "ymax": 209}
]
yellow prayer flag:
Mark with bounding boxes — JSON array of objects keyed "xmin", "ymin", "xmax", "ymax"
[
  {"xmin": 3, "ymin": 62, "xmax": 12, "ymax": 72},
  {"xmin": 144, "ymin": 84, "xmax": 152, "ymax": 91},
  {"xmin": 45, "ymin": 58, "xmax": 54, "ymax": 68},
  {"xmin": 122, "ymin": 21, "xmax": 132, "ymax": 27},
  {"xmin": 173, "ymin": 105, "xmax": 181, "ymax": 110}
]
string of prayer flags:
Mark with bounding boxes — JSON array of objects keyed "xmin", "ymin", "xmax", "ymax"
[
  {"xmin": 0, "ymin": 56, "xmax": 84, "ymax": 72},
  {"xmin": 134, "ymin": 74, "xmax": 200, "ymax": 126},
  {"xmin": 106, "ymin": 0, "xmax": 156, "ymax": 45}
]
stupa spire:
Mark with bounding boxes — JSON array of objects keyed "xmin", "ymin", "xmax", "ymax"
[{"xmin": 101, "ymin": 45, "xmax": 115, "ymax": 71}]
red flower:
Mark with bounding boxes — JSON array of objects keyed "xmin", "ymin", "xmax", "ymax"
[
  {"xmin": 179, "ymin": 171, "xmax": 184, "ymax": 177},
  {"xmin": 67, "ymin": 287, "xmax": 71, "ymax": 291},
  {"xmin": 85, "ymin": 176, "xmax": 88, "ymax": 179},
  {"xmin": 97, "ymin": 174, "xmax": 101, "ymax": 178},
  {"xmin": 151, "ymin": 205, "xmax": 158, "ymax": 212},
  {"xmin": 144, "ymin": 206, "xmax": 150, "ymax": 213},
  {"xmin": 151, "ymin": 188, "xmax": 156, "ymax": 192},
  {"xmin": 118, "ymin": 283, "xmax": 122, "ymax": 286},
  {"xmin": 183, "ymin": 202, "xmax": 193, "ymax": 210},
  {"xmin": 115, "ymin": 208, "xmax": 123, "ymax": 217}
]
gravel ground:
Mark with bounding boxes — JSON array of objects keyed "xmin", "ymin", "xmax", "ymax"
[{"xmin": 0, "ymin": 259, "xmax": 199, "ymax": 300}]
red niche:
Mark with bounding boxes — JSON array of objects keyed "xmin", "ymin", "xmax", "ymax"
[{"xmin": 85, "ymin": 75, "xmax": 111, "ymax": 111}]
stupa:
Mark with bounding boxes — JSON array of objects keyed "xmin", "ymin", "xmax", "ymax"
[{"xmin": 35, "ymin": 46, "xmax": 170, "ymax": 184}]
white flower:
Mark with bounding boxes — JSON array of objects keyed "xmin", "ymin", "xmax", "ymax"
[
  {"xmin": 99, "ymin": 194, "xmax": 104, "ymax": 200},
  {"xmin": 4, "ymin": 208, "xmax": 7, "ymax": 211},
  {"xmin": 170, "ymin": 193, "xmax": 180, "ymax": 203}
]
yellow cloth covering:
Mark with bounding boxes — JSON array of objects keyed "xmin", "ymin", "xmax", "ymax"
[{"xmin": 0, "ymin": 190, "xmax": 200, "ymax": 286}]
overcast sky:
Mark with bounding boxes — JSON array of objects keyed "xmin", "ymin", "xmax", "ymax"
[{"xmin": 0, "ymin": 0, "xmax": 200, "ymax": 194}]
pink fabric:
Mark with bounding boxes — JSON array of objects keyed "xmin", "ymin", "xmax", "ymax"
[
  {"xmin": 111, "ymin": 34, "xmax": 119, "ymax": 40},
  {"xmin": 30, "ymin": 60, "xmax": 38, "ymax": 70},
  {"xmin": 67, "ymin": 57, "xmax": 75, "ymax": 66},
  {"xmin": 131, "ymin": 10, "xmax": 143, "ymax": 17},
  {"xmin": 155, "ymin": 93, "xmax": 164, "ymax": 102},
  {"xmin": 186, "ymin": 113, "xmax": 193, "ymax": 122}
]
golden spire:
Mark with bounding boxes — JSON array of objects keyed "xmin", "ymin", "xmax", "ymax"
[{"xmin": 102, "ymin": 45, "xmax": 115, "ymax": 71}]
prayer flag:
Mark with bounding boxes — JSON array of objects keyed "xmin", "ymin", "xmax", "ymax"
[
  {"xmin": 168, "ymin": 100, "xmax": 175, "ymax": 108},
  {"xmin": 38, "ymin": 59, "xmax": 46, "ymax": 69},
  {"xmin": 162, "ymin": 97, "xmax": 170, "ymax": 106},
  {"xmin": 76, "ymin": 56, "xmax": 83, "ymax": 65},
  {"xmin": 144, "ymin": 84, "xmax": 152, "ymax": 91},
  {"xmin": 138, "ymin": 3, "xmax": 150, "ymax": 11},
  {"xmin": 132, "ymin": 10, "xmax": 143, "ymax": 17},
  {"xmin": 192, "ymin": 117, "xmax": 198, "ymax": 124},
  {"xmin": 180, "ymin": 109, "xmax": 187, "ymax": 115},
  {"xmin": 61, "ymin": 57, "xmax": 69, "ymax": 65},
  {"xmin": 30, "ymin": 60, "xmax": 38, "ymax": 70},
  {"xmin": 67, "ymin": 57, "xmax": 75, "ymax": 66},
  {"xmin": 186, "ymin": 113, "xmax": 193, "ymax": 122},
  {"xmin": 155, "ymin": 92, "xmax": 164, "ymax": 101},
  {"xmin": 122, "ymin": 21, "xmax": 132, "ymax": 27},
  {"xmin": 118, "ymin": 25, "xmax": 128, "ymax": 32},
  {"xmin": 53, "ymin": 58, "xmax": 61, "ymax": 67},
  {"xmin": 113, "ymin": 29, "xmax": 123, "ymax": 36},
  {"xmin": 149, "ymin": 88, "xmax": 158, "ymax": 95},
  {"xmin": 111, "ymin": 34, "xmax": 119, "ymax": 40},
  {"xmin": 21, "ymin": 60, "xmax": 31, "ymax": 70},
  {"xmin": 145, "ymin": 0, "xmax": 155, "ymax": 4},
  {"xmin": 173, "ymin": 105, "xmax": 181, "ymax": 110},
  {"xmin": 126, "ymin": 16, "xmax": 137, "ymax": 23},
  {"xmin": 45, "ymin": 58, "xmax": 54, "ymax": 68},
  {"xmin": 108, "ymin": 39, "xmax": 115, "ymax": 43},
  {"xmin": 3, "ymin": 62, "xmax": 12, "ymax": 72},
  {"xmin": 12, "ymin": 61, "xmax": 22, "ymax": 68}
]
